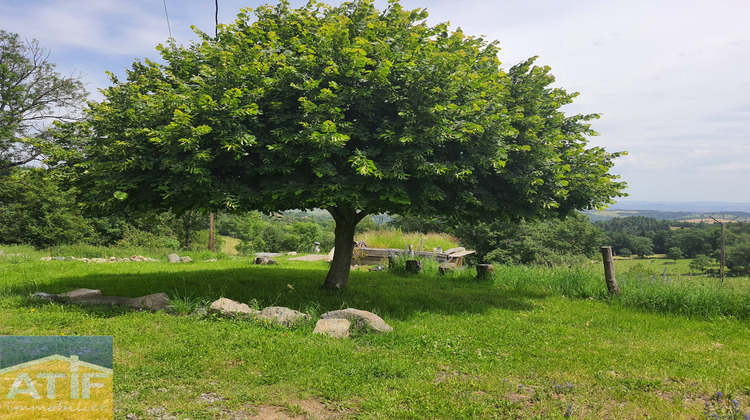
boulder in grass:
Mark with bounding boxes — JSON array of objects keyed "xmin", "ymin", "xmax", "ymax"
[
  {"xmin": 209, "ymin": 298, "xmax": 258, "ymax": 317},
  {"xmin": 257, "ymin": 306, "xmax": 310, "ymax": 327},
  {"xmin": 180, "ymin": 256, "xmax": 193, "ymax": 263},
  {"xmin": 57, "ymin": 288, "xmax": 102, "ymax": 300},
  {"xmin": 124, "ymin": 293, "xmax": 170, "ymax": 311},
  {"xmin": 313, "ymin": 319, "xmax": 351, "ymax": 338},
  {"xmin": 320, "ymin": 308, "xmax": 393, "ymax": 333},
  {"xmin": 253, "ymin": 256, "xmax": 278, "ymax": 265},
  {"xmin": 167, "ymin": 253, "xmax": 180, "ymax": 263}
]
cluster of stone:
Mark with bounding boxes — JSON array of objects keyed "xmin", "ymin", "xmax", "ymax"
[
  {"xmin": 209, "ymin": 298, "xmax": 309, "ymax": 326},
  {"xmin": 40, "ymin": 255, "xmax": 159, "ymax": 263},
  {"xmin": 29, "ymin": 290, "xmax": 393, "ymax": 338},
  {"xmin": 167, "ymin": 254, "xmax": 193, "ymax": 263},
  {"xmin": 208, "ymin": 298, "xmax": 393, "ymax": 338}
]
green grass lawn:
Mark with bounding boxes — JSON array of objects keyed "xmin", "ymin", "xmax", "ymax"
[{"xmin": 1, "ymin": 246, "xmax": 749, "ymax": 419}]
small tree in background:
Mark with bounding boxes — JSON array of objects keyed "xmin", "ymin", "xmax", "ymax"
[
  {"xmin": 630, "ymin": 237, "xmax": 654, "ymax": 258},
  {"xmin": 666, "ymin": 246, "xmax": 683, "ymax": 261},
  {"xmin": 78, "ymin": 0, "xmax": 625, "ymax": 289},
  {"xmin": 689, "ymin": 254, "xmax": 712, "ymax": 274}
]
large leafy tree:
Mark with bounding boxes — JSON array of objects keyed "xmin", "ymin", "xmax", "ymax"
[
  {"xmin": 80, "ymin": 0, "xmax": 625, "ymax": 289},
  {"xmin": 0, "ymin": 30, "xmax": 86, "ymax": 171}
]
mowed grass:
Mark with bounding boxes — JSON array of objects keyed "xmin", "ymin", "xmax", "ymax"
[{"xmin": 1, "ymin": 246, "xmax": 749, "ymax": 419}]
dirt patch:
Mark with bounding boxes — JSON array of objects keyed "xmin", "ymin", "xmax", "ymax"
[
  {"xmin": 227, "ymin": 399, "xmax": 349, "ymax": 420},
  {"xmin": 288, "ymin": 254, "xmax": 329, "ymax": 262}
]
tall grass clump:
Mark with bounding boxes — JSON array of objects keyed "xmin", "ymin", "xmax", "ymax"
[
  {"xmin": 355, "ymin": 229, "xmax": 459, "ymax": 251},
  {"xmin": 490, "ymin": 262, "xmax": 750, "ymax": 319},
  {"xmin": 42, "ymin": 244, "xmax": 231, "ymax": 261},
  {"xmin": 0, "ymin": 244, "xmax": 43, "ymax": 263},
  {"xmin": 615, "ymin": 274, "xmax": 750, "ymax": 319},
  {"xmin": 493, "ymin": 265, "xmax": 606, "ymax": 298}
]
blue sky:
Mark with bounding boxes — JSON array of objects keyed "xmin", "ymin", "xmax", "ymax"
[{"xmin": 2, "ymin": 0, "xmax": 748, "ymax": 203}]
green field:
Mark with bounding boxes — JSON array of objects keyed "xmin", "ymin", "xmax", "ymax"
[{"xmin": 1, "ymin": 246, "xmax": 749, "ymax": 419}]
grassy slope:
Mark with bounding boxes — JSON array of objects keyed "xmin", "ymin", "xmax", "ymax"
[{"xmin": 0, "ymin": 248, "xmax": 748, "ymax": 419}]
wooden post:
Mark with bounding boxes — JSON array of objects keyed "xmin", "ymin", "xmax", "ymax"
[
  {"xmin": 600, "ymin": 246, "xmax": 620, "ymax": 295},
  {"xmin": 208, "ymin": 212, "xmax": 215, "ymax": 252},
  {"xmin": 405, "ymin": 260, "xmax": 422, "ymax": 274},
  {"xmin": 439, "ymin": 263, "xmax": 456, "ymax": 275},
  {"xmin": 709, "ymin": 215, "xmax": 738, "ymax": 283},
  {"xmin": 476, "ymin": 264, "xmax": 495, "ymax": 279},
  {"xmin": 720, "ymin": 222, "xmax": 726, "ymax": 283}
]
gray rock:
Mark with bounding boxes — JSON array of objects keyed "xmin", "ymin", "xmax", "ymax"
[
  {"xmin": 31, "ymin": 289, "xmax": 169, "ymax": 311},
  {"xmin": 58, "ymin": 288, "xmax": 103, "ymax": 300},
  {"xmin": 0, "ymin": 250, "xmax": 5, "ymax": 255},
  {"xmin": 257, "ymin": 306, "xmax": 310, "ymax": 326},
  {"xmin": 124, "ymin": 293, "xmax": 170, "ymax": 311},
  {"xmin": 313, "ymin": 319, "xmax": 351, "ymax": 338},
  {"xmin": 321, "ymin": 308, "xmax": 393, "ymax": 333},
  {"xmin": 40, "ymin": 256, "xmax": 53, "ymax": 261},
  {"xmin": 179, "ymin": 256, "xmax": 193, "ymax": 263},
  {"xmin": 167, "ymin": 253, "xmax": 180, "ymax": 263},
  {"xmin": 31, "ymin": 292, "xmax": 56, "ymax": 301},
  {"xmin": 209, "ymin": 298, "xmax": 258, "ymax": 317},
  {"xmin": 253, "ymin": 256, "xmax": 278, "ymax": 265},
  {"xmin": 52, "ymin": 257, "xmax": 65, "ymax": 261}
]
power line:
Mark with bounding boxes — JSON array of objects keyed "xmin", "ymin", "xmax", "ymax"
[{"xmin": 162, "ymin": 0, "xmax": 173, "ymax": 39}]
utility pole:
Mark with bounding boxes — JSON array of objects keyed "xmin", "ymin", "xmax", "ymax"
[
  {"xmin": 708, "ymin": 215, "xmax": 740, "ymax": 283},
  {"xmin": 209, "ymin": 212, "xmax": 215, "ymax": 252}
]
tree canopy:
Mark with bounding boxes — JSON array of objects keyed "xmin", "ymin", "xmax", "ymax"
[
  {"xmin": 0, "ymin": 30, "xmax": 86, "ymax": 172},
  {"xmin": 79, "ymin": 0, "xmax": 626, "ymax": 288}
]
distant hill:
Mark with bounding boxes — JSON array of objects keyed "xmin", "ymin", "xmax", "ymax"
[
  {"xmin": 584, "ymin": 201, "xmax": 750, "ymax": 222},
  {"xmin": 608, "ymin": 201, "xmax": 750, "ymax": 212}
]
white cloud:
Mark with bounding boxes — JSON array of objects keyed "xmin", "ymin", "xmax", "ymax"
[{"xmin": 698, "ymin": 161, "xmax": 750, "ymax": 173}]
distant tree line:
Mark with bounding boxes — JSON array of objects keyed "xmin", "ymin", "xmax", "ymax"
[
  {"xmin": 595, "ymin": 216, "xmax": 750, "ymax": 276},
  {"xmin": 0, "ymin": 167, "xmax": 337, "ymax": 254}
]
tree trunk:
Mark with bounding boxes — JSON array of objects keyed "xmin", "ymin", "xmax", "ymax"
[{"xmin": 322, "ymin": 206, "xmax": 367, "ymax": 290}]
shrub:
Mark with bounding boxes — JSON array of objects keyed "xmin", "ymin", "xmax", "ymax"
[
  {"xmin": 0, "ymin": 170, "xmax": 94, "ymax": 248},
  {"xmin": 116, "ymin": 227, "xmax": 180, "ymax": 250}
]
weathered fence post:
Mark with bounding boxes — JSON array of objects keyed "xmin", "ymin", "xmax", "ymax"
[
  {"xmin": 405, "ymin": 260, "xmax": 423, "ymax": 274},
  {"xmin": 599, "ymin": 246, "xmax": 620, "ymax": 295},
  {"xmin": 476, "ymin": 264, "xmax": 495, "ymax": 280}
]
